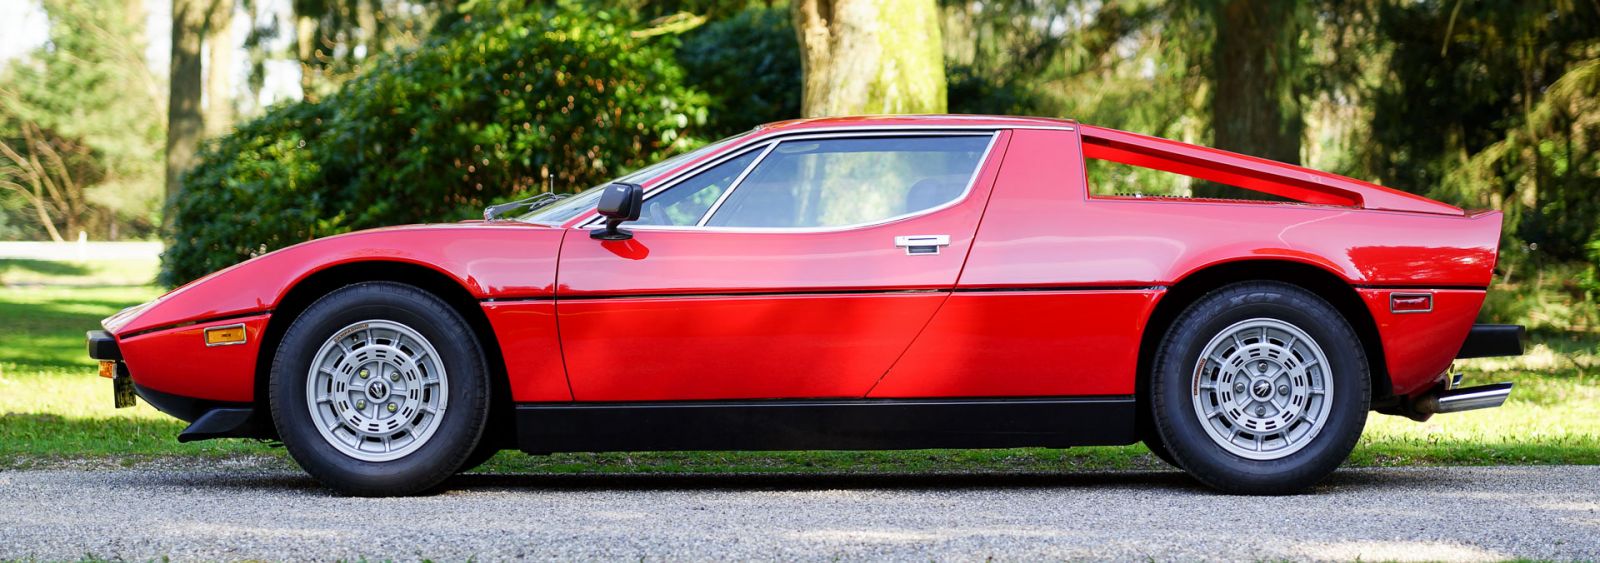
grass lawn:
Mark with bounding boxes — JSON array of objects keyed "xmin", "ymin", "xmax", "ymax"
[{"xmin": 1, "ymin": 255, "xmax": 1596, "ymax": 473}]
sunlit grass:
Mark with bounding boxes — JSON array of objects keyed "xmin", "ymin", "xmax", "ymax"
[
  {"xmin": 2, "ymin": 255, "xmax": 1597, "ymax": 473},
  {"xmin": 0, "ymin": 258, "xmax": 159, "ymax": 287},
  {"xmin": 1354, "ymin": 338, "xmax": 1600, "ymax": 466},
  {"xmin": 0, "ymin": 283, "xmax": 276, "ymax": 463}
]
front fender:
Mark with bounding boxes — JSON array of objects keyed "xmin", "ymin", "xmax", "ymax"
[{"xmin": 111, "ymin": 223, "xmax": 563, "ymax": 337}]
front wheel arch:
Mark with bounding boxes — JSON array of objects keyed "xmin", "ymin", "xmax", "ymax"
[{"xmin": 252, "ymin": 261, "xmax": 514, "ymax": 447}]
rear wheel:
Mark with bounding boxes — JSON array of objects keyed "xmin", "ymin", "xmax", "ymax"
[
  {"xmin": 1151, "ymin": 281, "xmax": 1369, "ymax": 494},
  {"xmin": 270, "ymin": 282, "xmax": 489, "ymax": 496}
]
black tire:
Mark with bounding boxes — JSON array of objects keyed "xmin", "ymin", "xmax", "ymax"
[
  {"xmin": 1143, "ymin": 432, "xmax": 1182, "ymax": 469},
  {"xmin": 269, "ymin": 282, "xmax": 490, "ymax": 496},
  {"xmin": 1151, "ymin": 281, "xmax": 1369, "ymax": 494},
  {"xmin": 456, "ymin": 432, "xmax": 503, "ymax": 474}
]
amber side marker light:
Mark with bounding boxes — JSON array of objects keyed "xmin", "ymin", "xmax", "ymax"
[
  {"xmin": 204, "ymin": 323, "xmax": 248, "ymax": 346},
  {"xmin": 98, "ymin": 361, "xmax": 116, "ymax": 379}
]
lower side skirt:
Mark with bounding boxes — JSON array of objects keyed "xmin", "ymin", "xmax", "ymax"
[{"xmin": 514, "ymin": 396, "xmax": 1137, "ymax": 453}]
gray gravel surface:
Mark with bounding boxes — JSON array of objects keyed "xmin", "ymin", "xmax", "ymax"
[{"xmin": 1, "ymin": 465, "xmax": 1596, "ymax": 561}]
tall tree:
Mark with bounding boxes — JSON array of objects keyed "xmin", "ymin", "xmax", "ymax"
[
  {"xmin": 205, "ymin": 0, "xmax": 236, "ymax": 137},
  {"xmin": 1209, "ymin": 0, "xmax": 1306, "ymax": 166},
  {"xmin": 166, "ymin": 0, "xmax": 207, "ymax": 201},
  {"xmin": 792, "ymin": 0, "xmax": 946, "ymax": 117}
]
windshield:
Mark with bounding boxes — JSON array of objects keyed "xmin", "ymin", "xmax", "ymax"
[{"xmin": 517, "ymin": 131, "xmax": 755, "ymax": 225}]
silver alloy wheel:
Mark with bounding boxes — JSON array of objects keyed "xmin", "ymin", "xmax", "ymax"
[
  {"xmin": 1191, "ymin": 318, "xmax": 1333, "ymax": 460},
  {"xmin": 305, "ymin": 319, "xmax": 449, "ymax": 462}
]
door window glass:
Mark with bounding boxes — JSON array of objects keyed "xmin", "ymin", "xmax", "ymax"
[
  {"xmin": 705, "ymin": 135, "xmax": 991, "ymax": 229},
  {"xmin": 634, "ymin": 150, "xmax": 760, "ymax": 226}
]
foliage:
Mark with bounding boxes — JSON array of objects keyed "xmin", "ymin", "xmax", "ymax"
[
  {"xmin": 1365, "ymin": 1, "xmax": 1600, "ymax": 265},
  {"xmin": 289, "ymin": 0, "xmax": 459, "ymax": 101},
  {"xmin": 677, "ymin": 6, "xmax": 801, "ymax": 138},
  {"xmin": 0, "ymin": 0, "xmax": 164, "ymax": 241},
  {"xmin": 0, "ymin": 123, "xmax": 101, "ymax": 242},
  {"xmin": 162, "ymin": 4, "xmax": 710, "ymax": 285}
]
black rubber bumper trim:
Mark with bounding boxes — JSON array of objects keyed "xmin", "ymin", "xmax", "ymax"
[
  {"xmin": 514, "ymin": 396, "xmax": 1137, "ymax": 453},
  {"xmin": 133, "ymin": 383, "xmax": 245, "ymax": 422},
  {"xmin": 86, "ymin": 330, "xmax": 121, "ymax": 361},
  {"xmin": 177, "ymin": 408, "xmax": 262, "ymax": 443},
  {"xmin": 1456, "ymin": 324, "xmax": 1525, "ymax": 359},
  {"xmin": 133, "ymin": 383, "xmax": 271, "ymax": 441}
]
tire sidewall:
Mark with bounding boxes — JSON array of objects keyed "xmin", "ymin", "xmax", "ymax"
[
  {"xmin": 1153, "ymin": 282, "xmax": 1369, "ymax": 493},
  {"xmin": 270, "ymin": 282, "xmax": 488, "ymax": 496}
]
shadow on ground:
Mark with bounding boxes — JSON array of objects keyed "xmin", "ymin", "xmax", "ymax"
[{"xmin": 109, "ymin": 464, "xmax": 1459, "ymax": 497}]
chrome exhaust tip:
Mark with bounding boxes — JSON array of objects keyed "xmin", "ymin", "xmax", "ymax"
[{"xmin": 1416, "ymin": 382, "xmax": 1514, "ymax": 415}]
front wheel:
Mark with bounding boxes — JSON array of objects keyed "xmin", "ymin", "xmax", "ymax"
[
  {"xmin": 1151, "ymin": 281, "xmax": 1369, "ymax": 494},
  {"xmin": 270, "ymin": 282, "xmax": 489, "ymax": 496}
]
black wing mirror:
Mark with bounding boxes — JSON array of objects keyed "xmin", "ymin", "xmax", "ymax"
[{"xmin": 591, "ymin": 182, "xmax": 643, "ymax": 240}]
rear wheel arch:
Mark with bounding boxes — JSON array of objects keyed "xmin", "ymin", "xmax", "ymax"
[
  {"xmin": 252, "ymin": 261, "xmax": 513, "ymax": 446},
  {"xmin": 1135, "ymin": 260, "xmax": 1392, "ymax": 430}
]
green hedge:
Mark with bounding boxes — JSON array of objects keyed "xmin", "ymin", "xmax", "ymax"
[{"xmin": 162, "ymin": 6, "xmax": 708, "ymax": 285}]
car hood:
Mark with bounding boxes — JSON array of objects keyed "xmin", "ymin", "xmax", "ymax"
[{"xmin": 107, "ymin": 222, "xmax": 565, "ymax": 337}]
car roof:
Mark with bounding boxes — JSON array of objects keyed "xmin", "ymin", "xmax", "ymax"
[{"xmin": 755, "ymin": 114, "xmax": 1079, "ymax": 132}]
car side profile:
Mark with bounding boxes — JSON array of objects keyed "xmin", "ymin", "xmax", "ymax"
[{"xmin": 87, "ymin": 115, "xmax": 1524, "ymax": 496}]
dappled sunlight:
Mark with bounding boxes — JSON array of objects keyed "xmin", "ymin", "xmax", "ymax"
[{"xmin": 1459, "ymin": 340, "xmax": 1600, "ymax": 373}]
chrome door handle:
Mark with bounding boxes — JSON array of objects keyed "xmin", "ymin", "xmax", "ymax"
[{"xmin": 894, "ymin": 234, "xmax": 950, "ymax": 255}]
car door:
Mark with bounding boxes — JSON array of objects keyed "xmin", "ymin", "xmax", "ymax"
[{"xmin": 555, "ymin": 130, "xmax": 1011, "ymax": 401}]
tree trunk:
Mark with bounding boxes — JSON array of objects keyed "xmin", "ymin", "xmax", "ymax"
[
  {"xmin": 166, "ymin": 0, "xmax": 206, "ymax": 201},
  {"xmin": 204, "ymin": 0, "xmax": 235, "ymax": 137},
  {"xmin": 297, "ymin": 15, "xmax": 320, "ymax": 101},
  {"xmin": 792, "ymin": 0, "xmax": 946, "ymax": 117},
  {"xmin": 1209, "ymin": 0, "xmax": 1303, "ymax": 167}
]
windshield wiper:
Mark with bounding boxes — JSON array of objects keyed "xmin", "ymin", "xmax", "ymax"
[{"xmin": 483, "ymin": 192, "xmax": 569, "ymax": 221}]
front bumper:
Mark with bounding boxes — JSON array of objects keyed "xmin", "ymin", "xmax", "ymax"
[
  {"xmin": 87, "ymin": 330, "xmax": 122, "ymax": 361},
  {"xmin": 86, "ymin": 329, "xmax": 270, "ymax": 441}
]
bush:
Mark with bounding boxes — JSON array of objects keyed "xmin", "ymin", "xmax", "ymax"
[{"xmin": 162, "ymin": 5, "xmax": 709, "ymax": 285}]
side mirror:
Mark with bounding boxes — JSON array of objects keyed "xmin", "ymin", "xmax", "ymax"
[{"xmin": 591, "ymin": 182, "xmax": 644, "ymax": 241}]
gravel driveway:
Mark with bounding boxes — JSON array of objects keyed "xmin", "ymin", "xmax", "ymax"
[{"xmin": 1, "ymin": 464, "xmax": 1596, "ymax": 561}]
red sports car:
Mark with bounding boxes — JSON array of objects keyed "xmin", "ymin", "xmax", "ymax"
[{"xmin": 88, "ymin": 115, "xmax": 1524, "ymax": 496}]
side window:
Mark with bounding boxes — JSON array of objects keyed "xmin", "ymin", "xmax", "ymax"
[
  {"xmin": 1082, "ymin": 139, "xmax": 1299, "ymax": 203},
  {"xmin": 634, "ymin": 150, "xmax": 760, "ymax": 226},
  {"xmin": 705, "ymin": 135, "xmax": 991, "ymax": 229},
  {"xmin": 1085, "ymin": 157, "xmax": 1291, "ymax": 203}
]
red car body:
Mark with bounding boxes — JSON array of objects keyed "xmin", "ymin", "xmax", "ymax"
[{"xmin": 91, "ymin": 115, "xmax": 1514, "ymax": 455}]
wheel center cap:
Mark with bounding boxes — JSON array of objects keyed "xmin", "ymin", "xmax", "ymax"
[
  {"xmin": 366, "ymin": 379, "xmax": 391, "ymax": 401},
  {"xmin": 1251, "ymin": 380, "xmax": 1273, "ymax": 399}
]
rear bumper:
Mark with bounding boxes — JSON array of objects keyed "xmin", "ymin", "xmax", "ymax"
[
  {"xmin": 1456, "ymin": 324, "xmax": 1525, "ymax": 359},
  {"xmin": 1382, "ymin": 323, "xmax": 1524, "ymax": 421}
]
